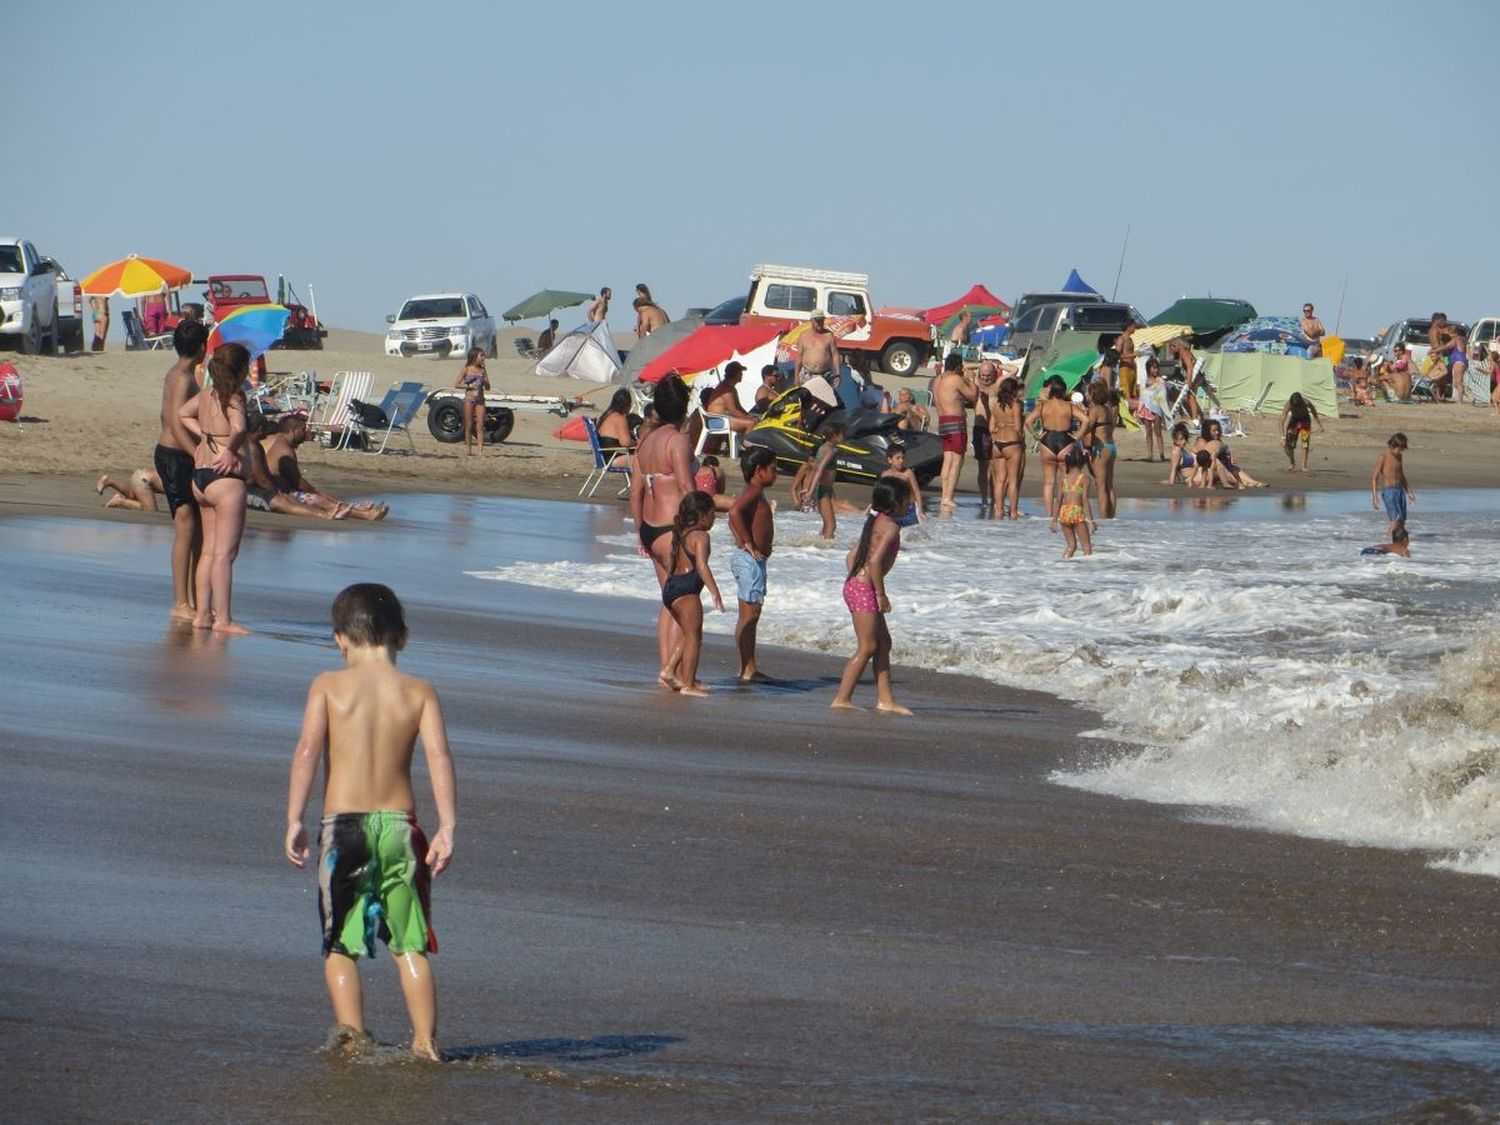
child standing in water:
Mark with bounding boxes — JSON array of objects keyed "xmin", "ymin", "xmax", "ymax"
[
  {"xmin": 880, "ymin": 442, "xmax": 925, "ymax": 526},
  {"xmin": 455, "ymin": 347, "xmax": 489, "ymax": 457},
  {"xmin": 831, "ymin": 478, "xmax": 911, "ymax": 715},
  {"xmin": 794, "ymin": 424, "xmax": 845, "ymax": 540},
  {"xmin": 1279, "ymin": 392, "xmax": 1324, "ymax": 472},
  {"xmin": 659, "ymin": 491, "xmax": 724, "ymax": 696},
  {"xmin": 1371, "ymin": 432, "xmax": 1414, "ymax": 538},
  {"xmin": 284, "ymin": 584, "xmax": 457, "ymax": 1060},
  {"xmin": 1051, "ymin": 446, "xmax": 1097, "ymax": 558}
]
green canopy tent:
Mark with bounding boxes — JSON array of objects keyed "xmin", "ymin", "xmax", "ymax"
[
  {"xmin": 1149, "ymin": 298, "xmax": 1256, "ymax": 345},
  {"xmin": 501, "ymin": 289, "xmax": 594, "ymax": 323},
  {"xmin": 1024, "ymin": 348, "xmax": 1097, "ymax": 399},
  {"xmin": 1199, "ymin": 352, "xmax": 1338, "ymax": 417}
]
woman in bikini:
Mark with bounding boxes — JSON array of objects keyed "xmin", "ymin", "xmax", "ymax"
[
  {"xmin": 658, "ymin": 490, "xmax": 724, "ymax": 696},
  {"xmin": 988, "ymin": 376, "xmax": 1026, "ymax": 519},
  {"xmin": 595, "ymin": 387, "xmax": 638, "ymax": 450},
  {"xmin": 177, "ymin": 343, "xmax": 252, "ymax": 634},
  {"xmin": 1024, "ymin": 376, "xmax": 1085, "ymax": 518},
  {"xmin": 831, "ymin": 477, "xmax": 911, "ymax": 715},
  {"xmin": 1197, "ymin": 418, "xmax": 1268, "ymax": 489},
  {"xmin": 1081, "ymin": 379, "xmax": 1118, "ymax": 519},
  {"xmin": 629, "ymin": 373, "xmax": 695, "ymax": 687},
  {"xmin": 455, "ymin": 347, "xmax": 489, "ymax": 456}
]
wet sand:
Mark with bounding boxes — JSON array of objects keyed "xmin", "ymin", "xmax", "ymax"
[{"xmin": 3, "ymin": 497, "xmax": 1500, "ymax": 1120}]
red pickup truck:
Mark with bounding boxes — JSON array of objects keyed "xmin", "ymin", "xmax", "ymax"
[{"xmin": 205, "ymin": 274, "xmax": 326, "ymax": 349}]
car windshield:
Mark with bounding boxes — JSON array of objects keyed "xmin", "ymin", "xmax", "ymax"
[
  {"xmin": 0, "ymin": 246, "xmax": 22, "ymax": 274},
  {"xmin": 399, "ymin": 297, "xmax": 465, "ymax": 319},
  {"xmin": 705, "ymin": 296, "xmax": 745, "ymax": 324},
  {"xmin": 212, "ymin": 278, "xmax": 269, "ymax": 300}
]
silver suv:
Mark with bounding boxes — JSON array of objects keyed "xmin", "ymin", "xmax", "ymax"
[{"xmin": 1006, "ymin": 301, "xmax": 1142, "ymax": 356}]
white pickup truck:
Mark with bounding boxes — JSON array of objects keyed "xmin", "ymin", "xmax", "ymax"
[
  {"xmin": 0, "ymin": 237, "xmax": 61, "ymax": 355},
  {"xmin": 41, "ymin": 256, "xmax": 85, "ymax": 352}
]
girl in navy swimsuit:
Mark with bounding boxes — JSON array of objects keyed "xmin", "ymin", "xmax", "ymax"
[{"xmin": 659, "ymin": 490, "xmax": 723, "ymax": 697}]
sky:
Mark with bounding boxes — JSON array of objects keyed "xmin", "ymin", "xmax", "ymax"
[{"xmin": 12, "ymin": 0, "xmax": 1498, "ymax": 338}]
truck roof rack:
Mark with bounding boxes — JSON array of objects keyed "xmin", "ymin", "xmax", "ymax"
[{"xmin": 750, "ymin": 263, "xmax": 870, "ymax": 288}]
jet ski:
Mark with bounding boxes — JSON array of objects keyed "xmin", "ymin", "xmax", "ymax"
[{"xmin": 743, "ymin": 384, "xmax": 942, "ymax": 485}]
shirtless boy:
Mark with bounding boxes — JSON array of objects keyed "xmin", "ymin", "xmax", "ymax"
[
  {"xmin": 156, "ymin": 320, "xmax": 208, "ymax": 618},
  {"xmin": 285, "ymin": 584, "xmax": 457, "ymax": 1060},
  {"xmin": 1370, "ymin": 432, "xmax": 1414, "ymax": 537},
  {"xmin": 933, "ymin": 351, "xmax": 976, "ymax": 511},
  {"xmin": 728, "ymin": 448, "xmax": 778, "ymax": 681},
  {"xmin": 794, "ymin": 311, "xmax": 840, "ymax": 384}
]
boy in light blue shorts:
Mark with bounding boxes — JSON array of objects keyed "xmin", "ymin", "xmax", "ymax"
[{"xmin": 728, "ymin": 449, "xmax": 778, "ymax": 681}]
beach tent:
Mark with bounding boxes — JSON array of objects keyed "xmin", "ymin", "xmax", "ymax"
[
  {"xmin": 1060, "ymin": 268, "xmax": 1100, "ymax": 295},
  {"xmin": 922, "ymin": 284, "xmax": 1011, "ymax": 335},
  {"xmin": 1200, "ymin": 352, "xmax": 1338, "ymax": 416},
  {"xmin": 618, "ymin": 318, "xmax": 700, "ymax": 383},
  {"xmin": 535, "ymin": 320, "xmax": 620, "ymax": 383},
  {"xmin": 1149, "ymin": 298, "xmax": 1256, "ymax": 344},
  {"xmin": 637, "ymin": 323, "xmax": 782, "ymax": 384}
]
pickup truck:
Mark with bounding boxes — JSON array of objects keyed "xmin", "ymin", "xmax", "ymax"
[
  {"xmin": 41, "ymin": 257, "xmax": 85, "ymax": 352},
  {"xmin": 0, "ymin": 237, "xmax": 60, "ymax": 354},
  {"xmin": 740, "ymin": 264, "xmax": 931, "ymax": 377}
]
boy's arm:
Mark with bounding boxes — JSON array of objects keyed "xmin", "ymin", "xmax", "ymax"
[
  {"xmin": 727, "ymin": 493, "xmax": 756, "ymax": 557},
  {"xmin": 1371, "ymin": 458, "xmax": 1381, "ymax": 505},
  {"xmin": 419, "ymin": 686, "xmax": 457, "ymax": 876},
  {"xmin": 906, "ymin": 469, "xmax": 924, "ymax": 518},
  {"xmin": 285, "ymin": 679, "xmax": 329, "ymax": 867}
]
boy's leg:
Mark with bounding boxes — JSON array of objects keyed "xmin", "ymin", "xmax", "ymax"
[
  {"xmin": 324, "ymin": 953, "xmax": 366, "ymax": 1034},
  {"xmin": 818, "ymin": 495, "xmax": 835, "ymax": 539},
  {"xmin": 735, "ymin": 601, "xmax": 761, "ymax": 679},
  {"xmin": 392, "ymin": 951, "xmax": 439, "ymax": 1060}
]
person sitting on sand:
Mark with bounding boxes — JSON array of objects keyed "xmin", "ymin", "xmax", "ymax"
[
  {"xmin": 246, "ymin": 417, "xmax": 354, "ymax": 520},
  {"xmin": 1197, "ymin": 418, "xmax": 1268, "ymax": 489},
  {"xmin": 1161, "ymin": 423, "xmax": 1196, "ymax": 485},
  {"xmin": 537, "ymin": 319, "xmax": 559, "ymax": 353},
  {"xmin": 96, "ymin": 468, "xmax": 165, "ymax": 511},
  {"xmin": 262, "ymin": 415, "xmax": 389, "ymax": 520},
  {"xmin": 1377, "ymin": 342, "xmax": 1414, "ymax": 401}
]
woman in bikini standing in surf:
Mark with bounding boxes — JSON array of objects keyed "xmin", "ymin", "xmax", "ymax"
[{"xmin": 629, "ymin": 373, "xmax": 695, "ymax": 689}]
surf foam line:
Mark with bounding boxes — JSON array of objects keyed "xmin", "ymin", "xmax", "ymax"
[{"xmin": 469, "ymin": 502, "xmax": 1500, "ymax": 878}]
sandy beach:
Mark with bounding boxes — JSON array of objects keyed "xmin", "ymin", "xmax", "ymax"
[
  {"xmin": 1, "ymin": 327, "xmax": 1496, "ymax": 520},
  {"xmin": 3, "ymin": 493, "xmax": 1499, "ymax": 1121}
]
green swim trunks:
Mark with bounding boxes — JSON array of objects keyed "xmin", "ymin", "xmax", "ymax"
[{"xmin": 318, "ymin": 810, "xmax": 436, "ymax": 959}]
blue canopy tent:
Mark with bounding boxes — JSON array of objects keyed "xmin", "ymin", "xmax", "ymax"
[{"xmin": 1061, "ymin": 268, "xmax": 1100, "ymax": 295}]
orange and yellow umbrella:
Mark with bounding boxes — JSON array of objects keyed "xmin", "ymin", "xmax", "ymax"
[{"xmin": 80, "ymin": 254, "xmax": 192, "ymax": 298}]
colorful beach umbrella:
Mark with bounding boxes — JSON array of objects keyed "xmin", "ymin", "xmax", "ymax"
[
  {"xmin": 206, "ymin": 303, "xmax": 291, "ymax": 361},
  {"xmin": 1221, "ymin": 316, "xmax": 1316, "ymax": 360},
  {"xmin": 80, "ymin": 254, "xmax": 192, "ymax": 298}
]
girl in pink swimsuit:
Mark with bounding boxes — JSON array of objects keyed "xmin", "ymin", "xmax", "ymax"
[{"xmin": 831, "ymin": 478, "xmax": 911, "ymax": 715}]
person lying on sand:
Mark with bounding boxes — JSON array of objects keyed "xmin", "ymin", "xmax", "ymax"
[{"xmin": 97, "ymin": 468, "xmax": 164, "ymax": 511}]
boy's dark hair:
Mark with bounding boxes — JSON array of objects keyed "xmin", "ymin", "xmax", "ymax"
[
  {"xmin": 741, "ymin": 446, "xmax": 776, "ymax": 481},
  {"xmin": 173, "ymin": 318, "xmax": 209, "ymax": 358},
  {"xmin": 332, "ymin": 583, "xmax": 408, "ymax": 648},
  {"xmin": 1388, "ymin": 432, "xmax": 1408, "ymax": 449},
  {"xmin": 944, "ymin": 352, "xmax": 963, "ymax": 372},
  {"xmin": 1195, "ymin": 450, "xmax": 1213, "ymax": 468},
  {"xmin": 699, "ymin": 454, "xmax": 719, "ymax": 467}
]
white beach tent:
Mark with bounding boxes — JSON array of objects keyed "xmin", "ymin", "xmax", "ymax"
[{"xmin": 535, "ymin": 320, "xmax": 621, "ymax": 383}]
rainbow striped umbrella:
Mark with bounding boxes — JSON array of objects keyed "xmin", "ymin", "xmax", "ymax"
[
  {"xmin": 80, "ymin": 254, "xmax": 192, "ymax": 298},
  {"xmin": 207, "ymin": 304, "xmax": 291, "ymax": 361}
]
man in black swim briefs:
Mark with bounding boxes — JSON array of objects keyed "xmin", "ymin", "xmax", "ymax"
[{"xmin": 155, "ymin": 320, "xmax": 208, "ymax": 620}]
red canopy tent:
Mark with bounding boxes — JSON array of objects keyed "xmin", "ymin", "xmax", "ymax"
[
  {"xmin": 638, "ymin": 322, "xmax": 783, "ymax": 384},
  {"xmin": 922, "ymin": 284, "xmax": 1010, "ymax": 326}
]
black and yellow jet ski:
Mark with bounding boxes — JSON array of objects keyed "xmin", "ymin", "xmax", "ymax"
[{"xmin": 742, "ymin": 386, "xmax": 943, "ymax": 485}]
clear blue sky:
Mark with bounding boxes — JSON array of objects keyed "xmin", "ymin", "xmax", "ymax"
[{"xmin": 13, "ymin": 0, "xmax": 1497, "ymax": 337}]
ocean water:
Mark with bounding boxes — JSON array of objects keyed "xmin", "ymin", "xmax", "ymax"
[{"xmin": 471, "ymin": 489, "xmax": 1500, "ymax": 878}]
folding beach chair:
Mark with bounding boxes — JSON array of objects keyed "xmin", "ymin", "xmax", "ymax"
[
  {"xmin": 1218, "ymin": 382, "xmax": 1275, "ymax": 438},
  {"xmin": 121, "ymin": 309, "xmax": 171, "ymax": 351},
  {"xmin": 579, "ymin": 417, "xmax": 632, "ymax": 498},
  {"xmin": 513, "ymin": 336, "xmax": 545, "ymax": 361},
  {"xmin": 307, "ymin": 371, "xmax": 373, "ymax": 449},
  {"xmin": 345, "ymin": 381, "xmax": 427, "ymax": 454}
]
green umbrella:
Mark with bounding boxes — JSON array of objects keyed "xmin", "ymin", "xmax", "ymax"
[
  {"xmin": 501, "ymin": 289, "xmax": 594, "ymax": 323},
  {"xmin": 1024, "ymin": 348, "xmax": 1097, "ymax": 399},
  {"xmin": 1148, "ymin": 298, "xmax": 1256, "ymax": 343}
]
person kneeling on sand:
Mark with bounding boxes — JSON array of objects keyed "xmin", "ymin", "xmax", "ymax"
[
  {"xmin": 263, "ymin": 415, "xmax": 389, "ymax": 521},
  {"xmin": 97, "ymin": 468, "xmax": 165, "ymax": 510}
]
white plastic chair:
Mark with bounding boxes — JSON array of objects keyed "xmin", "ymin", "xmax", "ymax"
[
  {"xmin": 694, "ymin": 413, "xmax": 741, "ymax": 460},
  {"xmin": 307, "ymin": 371, "xmax": 373, "ymax": 449}
]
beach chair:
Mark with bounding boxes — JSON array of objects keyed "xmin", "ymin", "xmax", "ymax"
[
  {"xmin": 345, "ymin": 381, "xmax": 427, "ymax": 454},
  {"xmin": 1218, "ymin": 382, "xmax": 1275, "ymax": 438},
  {"xmin": 121, "ymin": 309, "xmax": 171, "ymax": 351},
  {"xmin": 694, "ymin": 412, "xmax": 741, "ymax": 460},
  {"xmin": 306, "ymin": 371, "xmax": 373, "ymax": 449},
  {"xmin": 579, "ymin": 417, "xmax": 632, "ymax": 498},
  {"xmin": 513, "ymin": 336, "xmax": 545, "ymax": 361},
  {"xmin": 249, "ymin": 370, "xmax": 319, "ymax": 418}
]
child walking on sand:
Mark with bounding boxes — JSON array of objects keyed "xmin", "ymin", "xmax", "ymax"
[
  {"xmin": 1051, "ymin": 447, "xmax": 1097, "ymax": 558},
  {"xmin": 659, "ymin": 491, "xmax": 724, "ymax": 696},
  {"xmin": 831, "ymin": 478, "xmax": 911, "ymax": 715},
  {"xmin": 455, "ymin": 348, "xmax": 489, "ymax": 457},
  {"xmin": 284, "ymin": 584, "xmax": 457, "ymax": 1060},
  {"xmin": 1371, "ymin": 432, "xmax": 1414, "ymax": 537},
  {"xmin": 1279, "ymin": 392, "xmax": 1325, "ymax": 472}
]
